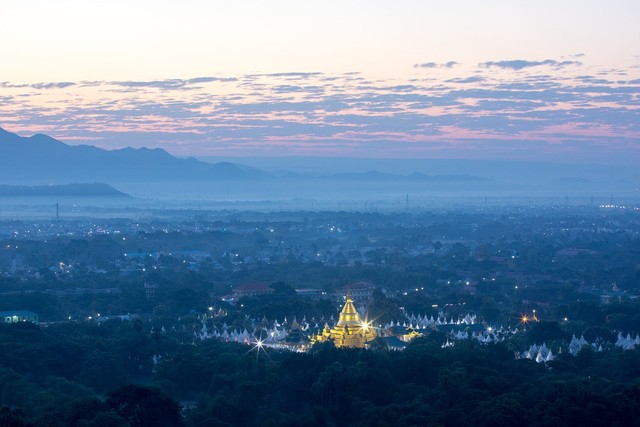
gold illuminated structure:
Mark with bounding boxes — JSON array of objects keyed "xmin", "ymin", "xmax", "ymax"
[{"xmin": 313, "ymin": 291, "xmax": 376, "ymax": 348}]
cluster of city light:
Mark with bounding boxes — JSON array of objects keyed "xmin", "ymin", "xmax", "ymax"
[{"xmin": 599, "ymin": 205, "xmax": 640, "ymax": 210}]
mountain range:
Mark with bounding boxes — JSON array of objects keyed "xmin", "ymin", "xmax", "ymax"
[
  {"xmin": 3, "ymin": 128, "xmax": 637, "ymax": 202},
  {"xmin": 0, "ymin": 183, "xmax": 130, "ymax": 197},
  {"xmin": 0, "ymin": 128, "xmax": 268, "ymax": 183},
  {"xmin": 0, "ymin": 128, "xmax": 486, "ymax": 185}
]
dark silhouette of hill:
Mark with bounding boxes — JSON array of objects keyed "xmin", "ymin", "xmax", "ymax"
[
  {"xmin": 0, "ymin": 183, "xmax": 130, "ymax": 197},
  {"xmin": 198, "ymin": 155, "xmax": 640, "ymax": 191},
  {"xmin": 0, "ymin": 129, "xmax": 488, "ymax": 186},
  {"xmin": 0, "ymin": 128, "xmax": 267, "ymax": 183}
]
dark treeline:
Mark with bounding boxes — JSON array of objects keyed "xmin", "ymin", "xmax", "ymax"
[{"xmin": 2, "ymin": 320, "xmax": 640, "ymax": 426}]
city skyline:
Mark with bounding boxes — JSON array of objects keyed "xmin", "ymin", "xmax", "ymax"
[{"xmin": 1, "ymin": 0, "xmax": 639, "ymax": 164}]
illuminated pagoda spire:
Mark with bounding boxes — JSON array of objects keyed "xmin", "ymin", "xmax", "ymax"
[
  {"xmin": 336, "ymin": 291, "xmax": 361, "ymax": 328},
  {"xmin": 312, "ymin": 290, "xmax": 376, "ymax": 348}
]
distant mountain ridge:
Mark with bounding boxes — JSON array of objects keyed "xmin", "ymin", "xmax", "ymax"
[
  {"xmin": 0, "ymin": 128, "xmax": 487, "ymax": 185},
  {"xmin": 329, "ymin": 170, "xmax": 486, "ymax": 182},
  {"xmin": 0, "ymin": 183, "xmax": 130, "ymax": 197},
  {"xmin": 0, "ymin": 128, "xmax": 226, "ymax": 182}
]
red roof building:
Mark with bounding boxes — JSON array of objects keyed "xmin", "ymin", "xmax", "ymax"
[{"xmin": 233, "ymin": 282, "xmax": 274, "ymax": 298}]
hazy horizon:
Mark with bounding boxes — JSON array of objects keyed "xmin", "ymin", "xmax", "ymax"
[{"xmin": 1, "ymin": 127, "xmax": 639, "ymax": 207}]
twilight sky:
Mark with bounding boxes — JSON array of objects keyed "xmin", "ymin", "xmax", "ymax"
[{"xmin": 1, "ymin": 0, "xmax": 639, "ymax": 163}]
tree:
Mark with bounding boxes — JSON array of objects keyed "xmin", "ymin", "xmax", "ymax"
[
  {"xmin": 0, "ymin": 407, "xmax": 30, "ymax": 427},
  {"xmin": 526, "ymin": 321, "xmax": 568, "ymax": 344},
  {"xmin": 269, "ymin": 281, "xmax": 296, "ymax": 297},
  {"xmin": 106, "ymin": 385, "xmax": 182, "ymax": 427},
  {"xmin": 471, "ymin": 396, "xmax": 526, "ymax": 427}
]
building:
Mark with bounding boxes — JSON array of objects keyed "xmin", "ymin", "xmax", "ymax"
[
  {"xmin": 145, "ymin": 282, "xmax": 159, "ymax": 300},
  {"xmin": 0, "ymin": 310, "xmax": 39, "ymax": 324},
  {"xmin": 295, "ymin": 288, "xmax": 325, "ymax": 300},
  {"xmin": 233, "ymin": 282, "xmax": 274, "ymax": 299},
  {"xmin": 338, "ymin": 281, "xmax": 376, "ymax": 304},
  {"xmin": 600, "ymin": 282, "xmax": 626, "ymax": 304},
  {"xmin": 313, "ymin": 291, "xmax": 376, "ymax": 348}
]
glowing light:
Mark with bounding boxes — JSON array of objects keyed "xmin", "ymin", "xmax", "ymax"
[
  {"xmin": 520, "ymin": 315, "xmax": 529, "ymax": 324},
  {"xmin": 246, "ymin": 334, "xmax": 271, "ymax": 363},
  {"xmin": 360, "ymin": 321, "xmax": 370, "ymax": 332}
]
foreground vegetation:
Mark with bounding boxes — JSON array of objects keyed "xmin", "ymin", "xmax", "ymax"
[{"xmin": 2, "ymin": 317, "xmax": 640, "ymax": 426}]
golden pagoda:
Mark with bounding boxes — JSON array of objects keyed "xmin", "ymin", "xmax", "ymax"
[{"xmin": 313, "ymin": 291, "xmax": 376, "ymax": 348}]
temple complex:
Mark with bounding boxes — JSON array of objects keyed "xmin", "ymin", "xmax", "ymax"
[{"xmin": 313, "ymin": 291, "xmax": 376, "ymax": 348}]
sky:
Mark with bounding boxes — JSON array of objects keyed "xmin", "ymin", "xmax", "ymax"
[{"xmin": 1, "ymin": 0, "xmax": 639, "ymax": 163}]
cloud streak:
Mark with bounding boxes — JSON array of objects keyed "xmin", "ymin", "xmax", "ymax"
[
  {"xmin": 1, "ymin": 60, "xmax": 639, "ymax": 162},
  {"xmin": 414, "ymin": 61, "xmax": 458, "ymax": 69},
  {"xmin": 480, "ymin": 59, "xmax": 582, "ymax": 70},
  {"xmin": 110, "ymin": 77, "xmax": 238, "ymax": 90},
  {"xmin": 1, "ymin": 81, "xmax": 76, "ymax": 89}
]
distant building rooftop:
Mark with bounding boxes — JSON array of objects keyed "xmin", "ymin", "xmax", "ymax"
[
  {"xmin": 338, "ymin": 281, "xmax": 376, "ymax": 302},
  {"xmin": 0, "ymin": 310, "xmax": 39, "ymax": 324},
  {"xmin": 233, "ymin": 282, "xmax": 274, "ymax": 298}
]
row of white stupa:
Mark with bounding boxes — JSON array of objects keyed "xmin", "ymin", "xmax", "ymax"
[
  {"xmin": 444, "ymin": 331, "xmax": 640, "ymax": 364},
  {"xmin": 193, "ymin": 314, "xmax": 640, "ymax": 358},
  {"xmin": 392, "ymin": 313, "xmax": 478, "ymax": 329},
  {"xmin": 441, "ymin": 327, "xmax": 513, "ymax": 349},
  {"xmin": 192, "ymin": 311, "xmax": 480, "ymax": 343}
]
